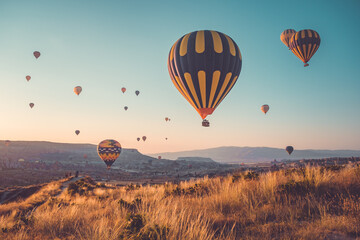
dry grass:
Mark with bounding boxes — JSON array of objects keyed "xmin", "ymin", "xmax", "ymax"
[{"xmin": 0, "ymin": 165, "xmax": 359, "ymax": 239}]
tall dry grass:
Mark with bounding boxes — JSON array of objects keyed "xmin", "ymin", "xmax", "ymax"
[{"xmin": 0, "ymin": 165, "xmax": 359, "ymax": 240}]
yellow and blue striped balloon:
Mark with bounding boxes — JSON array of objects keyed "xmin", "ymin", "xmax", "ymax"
[
  {"xmin": 289, "ymin": 29, "xmax": 321, "ymax": 67},
  {"xmin": 168, "ymin": 30, "xmax": 242, "ymax": 120}
]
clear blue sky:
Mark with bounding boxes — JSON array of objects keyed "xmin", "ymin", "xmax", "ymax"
[{"xmin": 0, "ymin": 0, "xmax": 359, "ymax": 153}]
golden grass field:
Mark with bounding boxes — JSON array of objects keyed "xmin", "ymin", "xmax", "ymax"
[{"xmin": 0, "ymin": 165, "xmax": 359, "ymax": 240}]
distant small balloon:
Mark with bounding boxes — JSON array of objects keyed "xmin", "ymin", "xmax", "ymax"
[
  {"xmin": 83, "ymin": 154, "xmax": 88, "ymax": 159},
  {"xmin": 75, "ymin": 130, "xmax": 80, "ymax": 135},
  {"xmin": 33, "ymin": 51, "xmax": 41, "ymax": 59},
  {"xmin": 124, "ymin": 106, "xmax": 128, "ymax": 111},
  {"xmin": 286, "ymin": 146, "xmax": 294, "ymax": 155},
  {"xmin": 261, "ymin": 105, "xmax": 269, "ymax": 114},
  {"xmin": 135, "ymin": 90, "xmax": 140, "ymax": 96},
  {"xmin": 29, "ymin": 103, "xmax": 34, "ymax": 108},
  {"xmin": 142, "ymin": 136, "xmax": 147, "ymax": 141},
  {"xmin": 165, "ymin": 117, "xmax": 169, "ymax": 122},
  {"xmin": 74, "ymin": 86, "xmax": 82, "ymax": 96},
  {"xmin": 165, "ymin": 137, "xmax": 168, "ymax": 140},
  {"xmin": 121, "ymin": 87, "xmax": 126, "ymax": 93},
  {"xmin": 137, "ymin": 137, "xmax": 140, "ymax": 141},
  {"xmin": 158, "ymin": 156, "xmax": 162, "ymax": 159},
  {"xmin": 26, "ymin": 75, "xmax": 31, "ymax": 81}
]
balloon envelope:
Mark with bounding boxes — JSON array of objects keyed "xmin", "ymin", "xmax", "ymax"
[
  {"xmin": 26, "ymin": 75, "xmax": 31, "ymax": 81},
  {"xmin": 280, "ymin": 29, "xmax": 296, "ymax": 49},
  {"xmin": 33, "ymin": 51, "xmax": 40, "ymax": 59},
  {"xmin": 165, "ymin": 117, "xmax": 169, "ymax": 122},
  {"xmin": 124, "ymin": 106, "xmax": 128, "ymax": 111},
  {"xmin": 121, "ymin": 87, "xmax": 126, "ymax": 93},
  {"xmin": 75, "ymin": 130, "xmax": 80, "ymax": 135},
  {"xmin": 74, "ymin": 86, "xmax": 82, "ymax": 96},
  {"xmin": 261, "ymin": 104, "xmax": 269, "ymax": 114},
  {"xmin": 29, "ymin": 103, "xmax": 34, "ymax": 108},
  {"xmin": 286, "ymin": 146, "xmax": 294, "ymax": 155},
  {"xmin": 168, "ymin": 30, "xmax": 242, "ymax": 120},
  {"xmin": 137, "ymin": 137, "xmax": 140, "ymax": 141},
  {"xmin": 142, "ymin": 136, "xmax": 147, "ymax": 141},
  {"xmin": 135, "ymin": 90, "xmax": 140, "ymax": 96},
  {"xmin": 97, "ymin": 139, "xmax": 122, "ymax": 169},
  {"xmin": 289, "ymin": 29, "xmax": 320, "ymax": 67}
]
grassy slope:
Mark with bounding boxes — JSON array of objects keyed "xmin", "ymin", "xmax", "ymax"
[{"xmin": 0, "ymin": 165, "xmax": 359, "ymax": 240}]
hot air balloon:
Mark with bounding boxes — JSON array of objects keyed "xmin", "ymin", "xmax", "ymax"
[
  {"xmin": 135, "ymin": 90, "xmax": 140, "ymax": 96},
  {"xmin": 168, "ymin": 30, "xmax": 242, "ymax": 127},
  {"xmin": 4, "ymin": 140, "xmax": 10, "ymax": 146},
  {"xmin": 158, "ymin": 156, "xmax": 162, "ymax": 159},
  {"xmin": 280, "ymin": 29, "xmax": 296, "ymax": 49},
  {"xmin": 83, "ymin": 154, "xmax": 88, "ymax": 159},
  {"xmin": 75, "ymin": 130, "xmax": 80, "ymax": 135},
  {"xmin": 289, "ymin": 29, "xmax": 320, "ymax": 67},
  {"xmin": 137, "ymin": 137, "xmax": 140, "ymax": 141},
  {"xmin": 33, "ymin": 51, "xmax": 40, "ymax": 59},
  {"xmin": 165, "ymin": 137, "xmax": 168, "ymax": 140},
  {"xmin": 74, "ymin": 86, "xmax": 82, "ymax": 96},
  {"xmin": 26, "ymin": 75, "xmax": 31, "ymax": 81},
  {"xmin": 121, "ymin": 87, "xmax": 126, "ymax": 93},
  {"xmin": 165, "ymin": 117, "xmax": 169, "ymax": 122},
  {"xmin": 142, "ymin": 136, "xmax": 147, "ymax": 141},
  {"xmin": 124, "ymin": 106, "xmax": 128, "ymax": 111},
  {"xmin": 261, "ymin": 104, "xmax": 269, "ymax": 114},
  {"xmin": 286, "ymin": 146, "xmax": 294, "ymax": 155},
  {"xmin": 29, "ymin": 103, "xmax": 34, "ymax": 108},
  {"xmin": 97, "ymin": 139, "xmax": 122, "ymax": 170}
]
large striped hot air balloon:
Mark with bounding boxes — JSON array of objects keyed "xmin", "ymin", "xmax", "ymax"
[
  {"xmin": 289, "ymin": 29, "xmax": 320, "ymax": 67},
  {"xmin": 280, "ymin": 29, "xmax": 296, "ymax": 49},
  {"xmin": 168, "ymin": 30, "xmax": 242, "ymax": 127},
  {"xmin": 97, "ymin": 139, "xmax": 122, "ymax": 170}
]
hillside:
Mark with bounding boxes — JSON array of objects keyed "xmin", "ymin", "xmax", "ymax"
[
  {"xmin": 0, "ymin": 164, "xmax": 359, "ymax": 239},
  {"xmin": 150, "ymin": 146, "xmax": 360, "ymax": 163}
]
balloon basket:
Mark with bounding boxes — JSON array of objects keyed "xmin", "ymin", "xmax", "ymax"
[
  {"xmin": 202, "ymin": 119, "xmax": 210, "ymax": 127},
  {"xmin": 304, "ymin": 63, "xmax": 309, "ymax": 67}
]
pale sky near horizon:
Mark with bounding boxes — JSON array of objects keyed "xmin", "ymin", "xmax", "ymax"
[{"xmin": 1, "ymin": 0, "xmax": 359, "ymax": 154}]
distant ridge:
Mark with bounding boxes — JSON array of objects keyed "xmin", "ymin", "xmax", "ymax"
[{"xmin": 149, "ymin": 146, "xmax": 360, "ymax": 163}]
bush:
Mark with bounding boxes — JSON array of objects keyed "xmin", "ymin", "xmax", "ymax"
[{"xmin": 243, "ymin": 171, "xmax": 259, "ymax": 180}]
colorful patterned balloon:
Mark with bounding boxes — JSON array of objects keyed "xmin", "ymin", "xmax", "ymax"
[{"xmin": 97, "ymin": 139, "xmax": 122, "ymax": 169}]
